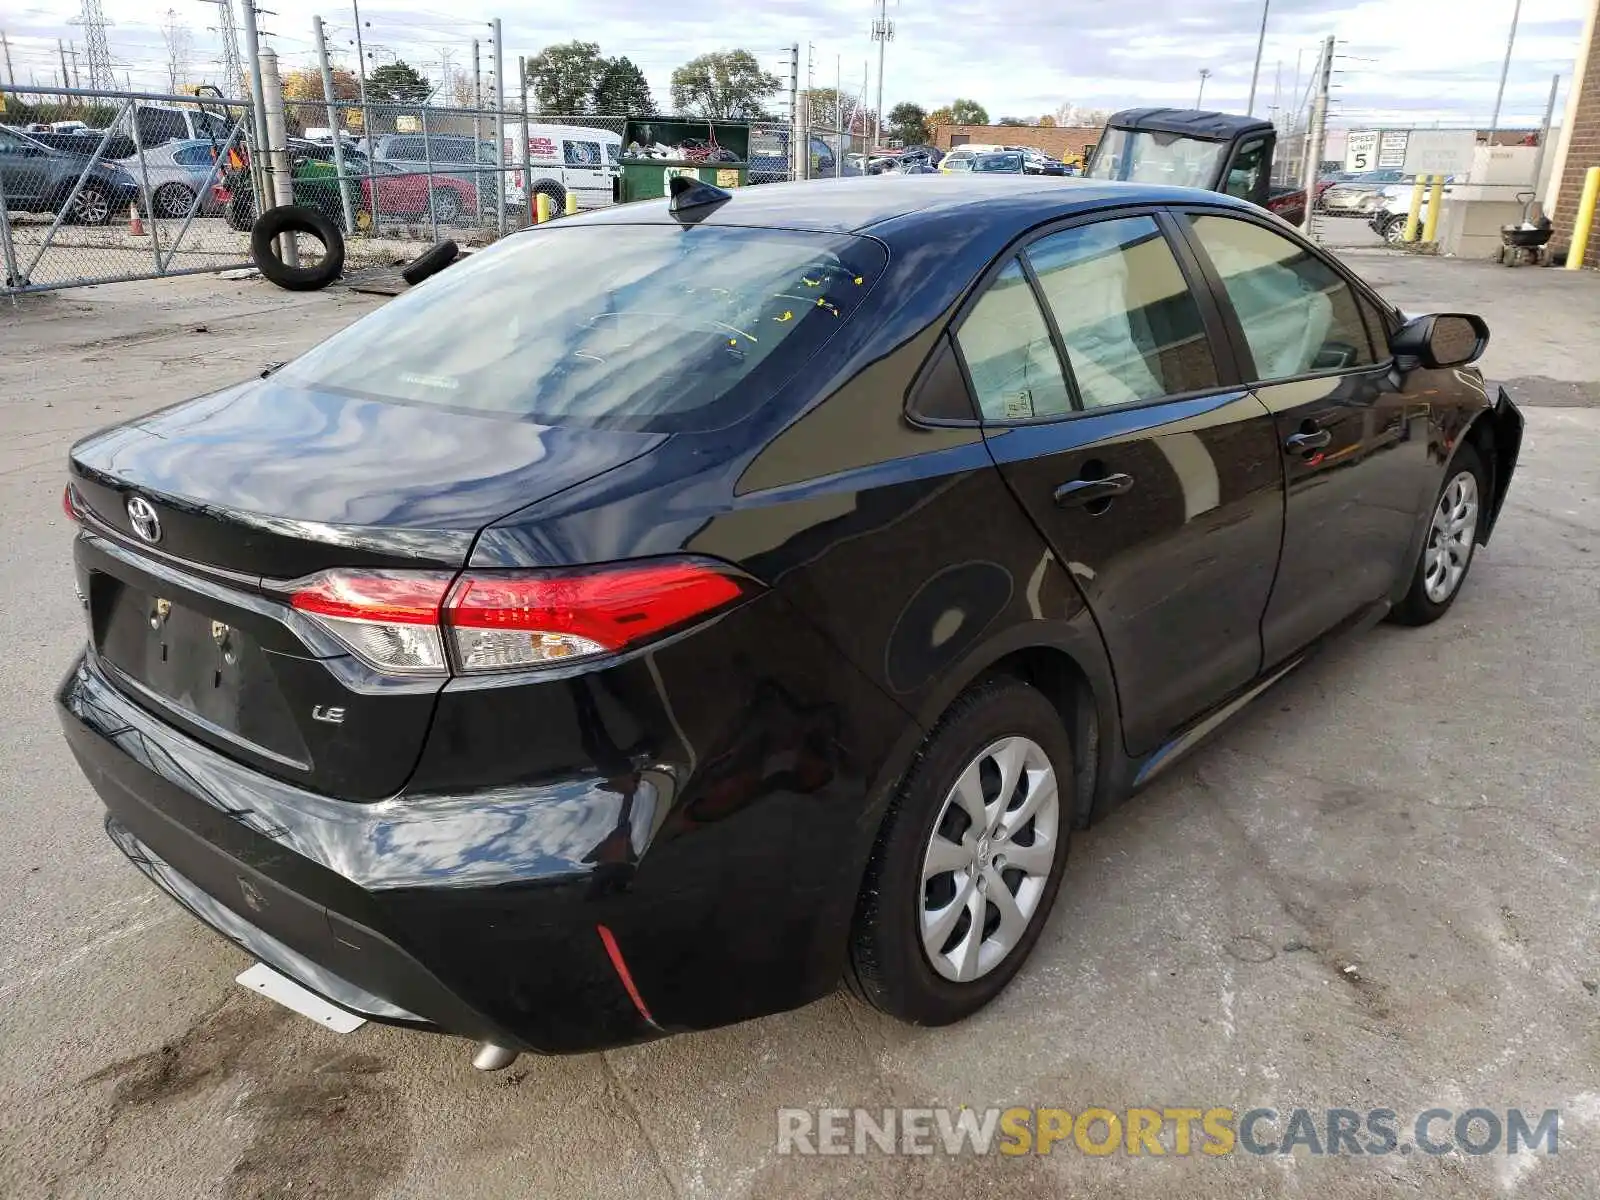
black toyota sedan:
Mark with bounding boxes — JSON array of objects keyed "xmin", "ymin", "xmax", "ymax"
[{"xmin": 58, "ymin": 175, "xmax": 1521, "ymax": 1065}]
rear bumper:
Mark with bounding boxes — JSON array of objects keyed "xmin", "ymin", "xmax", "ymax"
[{"xmin": 58, "ymin": 654, "xmax": 664, "ymax": 1053}]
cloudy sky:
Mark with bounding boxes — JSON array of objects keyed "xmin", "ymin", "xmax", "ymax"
[{"xmin": 2, "ymin": 0, "xmax": 1590, "ymax": 127}]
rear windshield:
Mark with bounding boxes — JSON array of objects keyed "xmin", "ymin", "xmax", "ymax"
[{"xmin": 278, "ymin": 224, "xmax": 886, "ymax": 432}]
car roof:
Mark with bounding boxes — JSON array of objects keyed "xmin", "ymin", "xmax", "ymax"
[
  {"xmin": 1107, "ymin": 107, "xmax": 1275, "ymax": 141},
  {"xmin": 570, "ymin": 175, "xmax": 1258, "ymax": 236}
]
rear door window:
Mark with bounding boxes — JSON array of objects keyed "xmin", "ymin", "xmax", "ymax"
[
  {"xmin": 564, "ymin": 140, "xmax": 602, "ymax": 167},
  {"xmin": 952, "ymin": 258, "xmax": 1073, "ymax": 421},
  {"xmin": 1027, "ymin": 216, "xmax": 1218, "ymax": 409},
  {"xmin": 277, "ymin": 225, "xmax": 887, "ymax": 432}
]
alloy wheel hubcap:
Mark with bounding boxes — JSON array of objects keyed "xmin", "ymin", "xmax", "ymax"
[
  {"xmin": 1423, "ymin": 470, "xmax": 1478, "ymax": 603},
  {"xmin": 158, "ymin": 188, "xmax": 190, "ymax": 218},
  {"xmin": 77, "ymin": 192, "xmax": 108, "ymax": 222},
  {"xmin": 919, "ymin": 735, "xmax": 1060, "ymax": 983}
]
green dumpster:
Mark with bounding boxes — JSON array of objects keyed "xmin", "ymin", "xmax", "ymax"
[{"xmin": 618, "ymin": 119, "xmax": 749, "ymax": 204}]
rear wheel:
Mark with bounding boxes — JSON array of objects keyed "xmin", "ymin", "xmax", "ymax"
[
  {"xmin": 847, "ymin": 679, "xmax": 1073, "ymax": 1025},
  {"xmin": 428, "ymin": 187, "xmax": 464, "ymax": 223},
  {"xmin": 1382, "ymin": 215, "xmax": 1408, "ymax": 245},
  {"xmin": 1390, "ymin": 443, "xmax": 1487, "ymax": 625},
  {"xmin": 153, "ymin": 182, "xmax": 195, "ymax": 219}
]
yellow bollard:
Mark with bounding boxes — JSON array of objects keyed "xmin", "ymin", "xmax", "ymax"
[
  {"xmin": 1403, "ymin": 174, "xmax": 1427, "ymax": 243},
  {"xmin": 535, "ymin": 192, "xmax": 552, "ymax": 224},
  {"xmin": 1565, "ymin": 165, "xmax": 1600, "ymax": 270},
  {"xmin": 1421, "ymin": 175, "xmax": 1444, "ymax": 243},
  {"xmin": 564, "ymin": 191, "xmax": 578, "ymax": 217}
]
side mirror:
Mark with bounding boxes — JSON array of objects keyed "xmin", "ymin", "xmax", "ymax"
[{"xmin": 1390, "ymin": 313, "xmax": 1488, "ymax": 369}]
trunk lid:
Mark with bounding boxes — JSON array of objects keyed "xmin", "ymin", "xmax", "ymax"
[{"xmin": 68, "ymin": 380, "xmax": 666, "ymax": 799}]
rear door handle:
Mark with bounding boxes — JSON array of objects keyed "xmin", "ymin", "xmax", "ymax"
[
  {"xmin": 1054, "ymin": 473, "xmax": 1135, "ymax": 508},
  {"xmin": 1284, "ymin": 429, "xmax": 1332, "ymax": 453}
]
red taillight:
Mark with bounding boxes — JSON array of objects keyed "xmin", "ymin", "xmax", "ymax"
[
  {"xmin": 446, "ymin": 560, "xmax": 750, "ymax": 672},
  {"xmin": 288, "ymin": 559, "xmax": 752, "ymax": 676},
  {"xmin": 63, "ymin": 483, "xmax": 79, "ymax": 522}
]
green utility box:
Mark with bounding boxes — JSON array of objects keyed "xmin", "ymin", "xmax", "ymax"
[{"xmin": 618, "ymin": 118, "xmax": 750, "ymax": 204}]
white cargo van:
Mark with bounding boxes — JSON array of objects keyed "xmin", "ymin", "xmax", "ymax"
[{"xmin": 503, "ymin": 122, "xmax": 622, "ymax": 211}]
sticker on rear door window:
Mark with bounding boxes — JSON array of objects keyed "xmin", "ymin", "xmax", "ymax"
[{"xmin": 1002, "ymin": 389, "xmax": 1034, "ymax": 420}]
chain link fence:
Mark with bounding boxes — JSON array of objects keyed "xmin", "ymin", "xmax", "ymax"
[
  {"xmin": 2, "ymin": 83, "xmax": 255, "ymax": 293},
  {"xmin": 2, "ymin": 79, "xmax": 638, "ymax": 295}
]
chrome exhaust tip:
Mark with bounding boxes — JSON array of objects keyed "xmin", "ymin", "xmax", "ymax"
[{"xmin": 472, "ymin": 1042, "xmax": 519, "ymax": 1071}]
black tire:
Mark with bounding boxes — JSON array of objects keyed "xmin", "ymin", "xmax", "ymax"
[
  {"xmin": 153, "ymin": 182, "xmax": 195, "ymax": 220},
  {"xmin": 400, "ymin": 240, "xmax": 459, "ymax": 286},
  {"xmin": 428, "ymin": 187, "xmax": 464, "ymax": 223},
  {"xmin": 250, "ymin": 204, "xmax": 345, "ymax": 292},
  {"xmin": 846, "ymin": 678, "xmax": 1074, "ymax": 1026},
  {"xmin": 1381, "ymin": 215, "xmax": 1407, "ymax": 245},
  {"xmin": 1390, "ymin": 442, "xmax": 1488, "ymax": 626},
  {"xmin": 69, "ymin": 182, "xmax": 114, "ymax": 226}
]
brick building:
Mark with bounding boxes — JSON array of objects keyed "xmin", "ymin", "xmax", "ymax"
[
  {"xmin": 1546, "ymin": 0, "xmax": 1600, "ymax": 266},
  {"xmin": 931, "ymin": 124, "xmax": 1105, "ymax": 163}
]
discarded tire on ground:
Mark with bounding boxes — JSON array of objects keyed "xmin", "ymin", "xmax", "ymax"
[
  {"xmin": 250, "ymin": 205, "xmax": 345, "ymax": 292},
  {"xmin": 400, "ymin": 240, "xmax": 459, "ymax": 287}
]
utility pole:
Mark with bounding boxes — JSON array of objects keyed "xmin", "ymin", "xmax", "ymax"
[
  {"xmin": 69, "ymin": 43, "xmax": 80, "ymax": 88},
  {"xmin": 1, "ymin": 31, "xmax": 14, "ymax": 86},
  {"xmin": 489, "ymin": 17, "xmax": 504, "ymax": 235},
  {"xmin": 313, "ymin": 16, "xmax": 356, "ymax": 234},
  {"xmin": 1487, "ymin": 0, "xmax": 1523, "ymax": 142},
  {"xmin": 1196, "ymin": 68, "xmax": 1211, "ymax": 108},
  {"xmin": 1299, "ymin": 34, "xmax": 1334, "ymax": 238},
  {"xmin": 58, "ymin": 39, "xmax": 71, "ymax": 97},
  {"xmin": 871, "ymin": 0, "xmax": 894, "ymax": 150},
  {"xmin": 1530, "ymin": 72, "xmax": 1560, "ymax": 202},
  {"xmin": 1246, "ymin": 0, "xmax": 1271, "ymax": 116},
  {"xmin": 835, "ymin": 53, "xmax": 842, "ymax": 176},
  {"xmin": 786, "ymin": 43, "xmax": 799, "ymax": 179},
  {"xmin": 239, "ymin": 0, "xmax": 272, "ymax": 223}
]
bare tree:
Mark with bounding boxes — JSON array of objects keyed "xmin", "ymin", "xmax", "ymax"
[
  {"xmin": 161, "ymin": 9, "xmax": 193, "ymax": 94},
  {"xmin": 1054, "ymin": 101, "xmax": 1113, "ymax": 128}
]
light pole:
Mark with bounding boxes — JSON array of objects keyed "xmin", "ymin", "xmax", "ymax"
[
  {"xmin": 1247, "ymin": 0, "xmax": 1271, "ymax": 116},
  {"xmin": 1487, "ymin": 0, "xmax": 1523, "ymax": 140},
  {"xmin": 1197, "ymin": 68, "xmax": 1211, "ymax": 108}
]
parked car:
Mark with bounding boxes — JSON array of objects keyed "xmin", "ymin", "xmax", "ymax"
[
  {"xmin": 111, "ymin": 138, "xmax": 232, "ymax": 219},
  {"xmin": 59, "ymin": 176, "xmax": 1521, "ymax": 1065},
  {"xmin": 939, "ymin": 147, "xmax": 998, "ymax": 173},
  {"xmin": 131, "ymin": 103, "xmax": 233, "ymax": 149},
  {"xmin": 0, "ymin": 125, "xmax": 139, "ymax": 225},
  {"xmin": 219, "ymin": 145, "xmax": 480, "ymax": 229},
  {"xmin": 1367, "ymin": 182, "xmax": 1456, "ymax": 243},
  {"xmin": 13, "ymin": 129, "xmax": 137, "ymax": 160},
  {"xmin": 364, "ymin": 132, "xmax": 500, "ymax": 215},
  {"xmin": 1013, "ymin": 148, "xmax": 1069, "ymax": 176},
  {"xmin": 1319, "ymin": 169, "xmax": 1409, "ymax": 215},
  {"xmin": 971, "ymin": 151, "xmax": 1027, "ymax": 174}
]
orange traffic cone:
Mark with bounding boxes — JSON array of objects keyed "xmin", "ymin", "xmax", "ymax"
[{"xmin": 128, "ymin": 204, "xmax": 145, "ymax": 236}]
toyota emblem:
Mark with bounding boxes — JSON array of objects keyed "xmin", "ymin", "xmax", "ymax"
[{"xmin": 125, "ymin": 495, "xmax": 162, "ymax": 543}]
